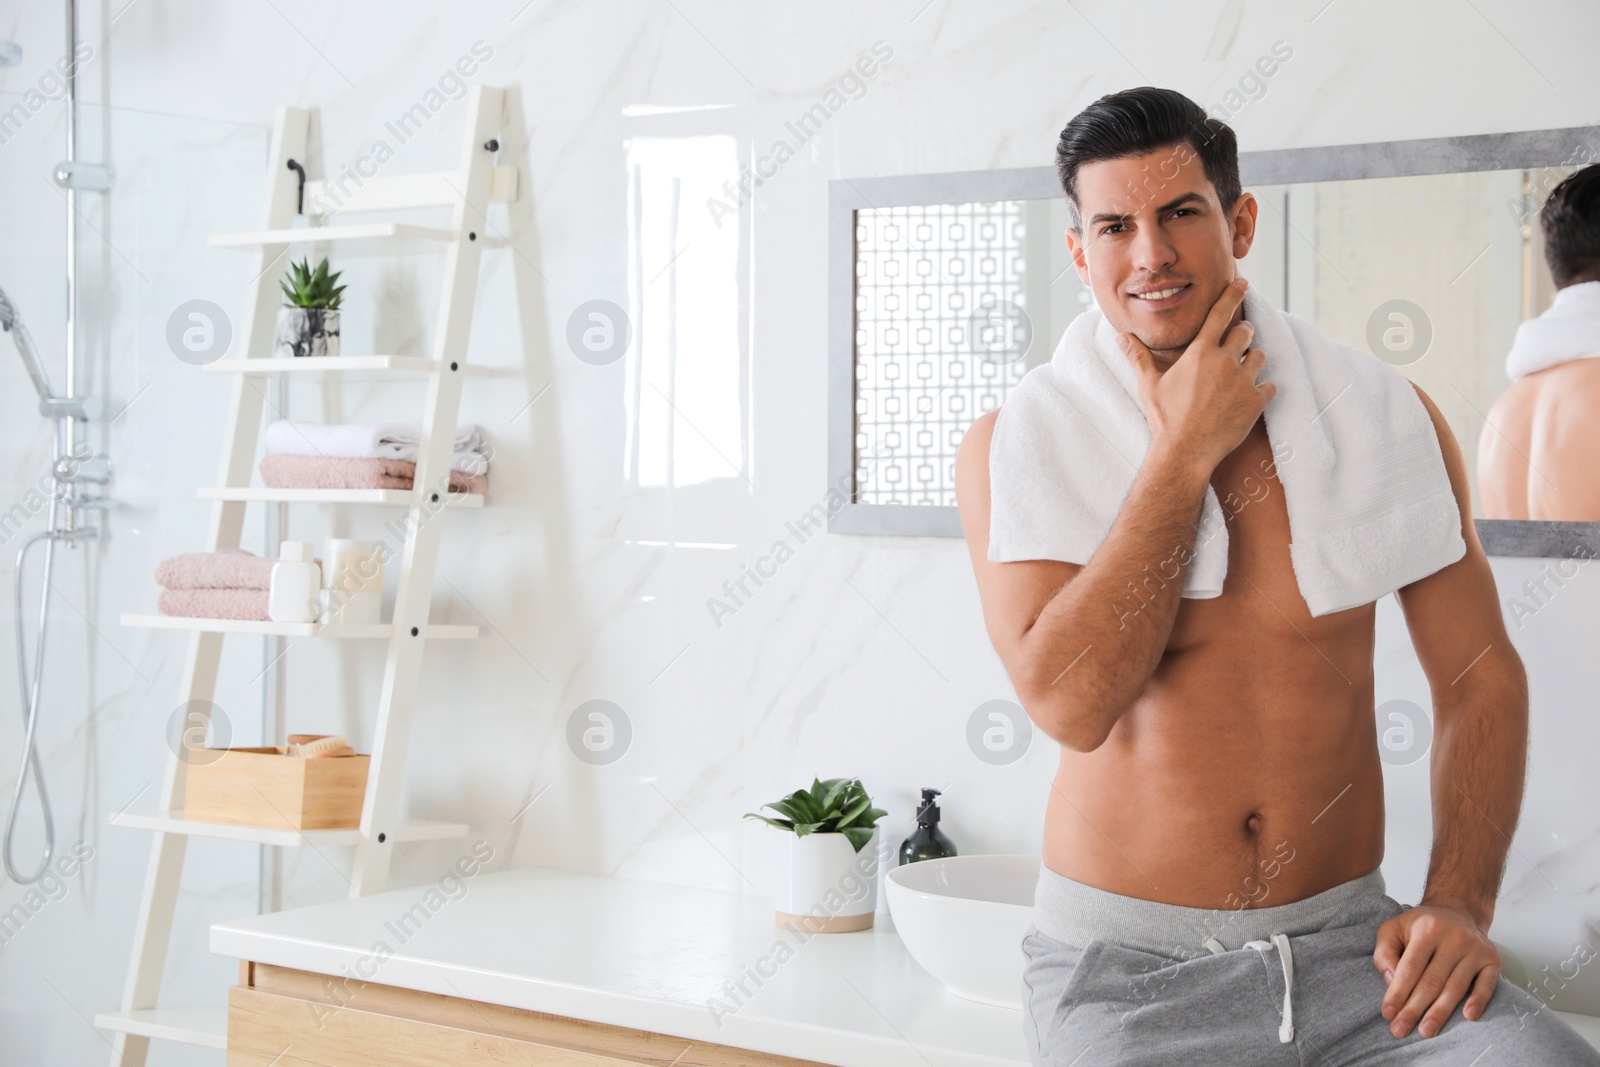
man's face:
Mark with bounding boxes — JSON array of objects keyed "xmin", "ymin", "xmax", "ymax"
[{"xmin": 1065, "ymin": 143, "xmax": 1258, "ymax": 357}]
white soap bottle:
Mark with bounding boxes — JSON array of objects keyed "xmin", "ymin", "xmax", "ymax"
[{"xmin": 268, "ymin": 542, "xmax": 322, "ymax": 624}]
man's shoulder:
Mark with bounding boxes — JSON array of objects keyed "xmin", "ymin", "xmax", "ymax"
[
  {"xmin": 956, "ymin": 409, "xmax": 1001, "ymax": 490},
  {"xmin": 1531, "ymin": 356, "xmax": 1600, "ymax": 390},
  {"xmin": 1526, "ymin": 360, "xmax": 1600, "ymax": 440}
]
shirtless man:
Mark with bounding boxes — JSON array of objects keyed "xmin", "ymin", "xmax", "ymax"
[
  {"xmin": 1480, "ymin": 164, "xmax": 1600, "ymax": 521},
  {"xmin": 956, "ymin": 88, "xmax": 1599, "ymax": 1065}
]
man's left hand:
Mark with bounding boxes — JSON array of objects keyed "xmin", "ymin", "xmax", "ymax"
[{"xmin": 1373, "ymin": 903, "xmax": 1501, "ymax": 1039}]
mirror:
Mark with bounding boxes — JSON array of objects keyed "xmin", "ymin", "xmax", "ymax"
[
  {"xmin": 1245, "ymin": 167, "xmax": 1575, "ymax": 524},
  {"xmin": 829, "ymin": 128, "xmax": 1600, "ymax": 556}
]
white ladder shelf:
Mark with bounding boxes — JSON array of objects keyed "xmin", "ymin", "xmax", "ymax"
[{"xmin": 97, "ymin": 86, "xmax": 514, "ymax": 1064}]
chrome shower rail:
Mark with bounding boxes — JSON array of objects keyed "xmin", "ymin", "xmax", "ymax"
[{"xmin": 1, "ymin": 0, "xmax": 114, "ymax": 889}]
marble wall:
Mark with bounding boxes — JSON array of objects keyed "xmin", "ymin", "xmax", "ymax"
[{"xmin": 1, "ymin": 1, "xmax": 1598, "ymax": 1062}]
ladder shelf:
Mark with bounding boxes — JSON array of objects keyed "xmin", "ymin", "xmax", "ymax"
[
  {"xmin": 110, "ymin": 809, "xmax": 470, "ymax": 848},
  {"xmin": 120, "ymin": 614, "xmax": 480, "ymax": 639},
  {"xmin": 196, "ymin": 487, "xmax": 486, "ymax": 507},
  {"xmin": 203, "ymin": 355, "xmax": 493, "ymax": 378},
  {"xmin": 102, "ymin": 86, "xmax": 513, "ymax": 1062},
  {"xmin": 207, "ymin": 220, "xmax": 455, "ymax": 247}
]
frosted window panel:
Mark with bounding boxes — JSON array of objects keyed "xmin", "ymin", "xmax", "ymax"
[{"xmin": 854, "ymin": 202, "xmax": 1032, "ymax": 506}]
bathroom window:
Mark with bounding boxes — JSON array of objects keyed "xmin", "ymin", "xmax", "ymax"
[
  {"xmin": 624, "ymin": 135, "xmax": 746, "ymax": 492},
  {"xmin": 853, "ymin": 202, "xmax": 1032, "ymax": 507}
]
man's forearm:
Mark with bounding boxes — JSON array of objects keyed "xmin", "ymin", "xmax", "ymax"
[
  {"xmin": 1421, "ymin": 650, "xmax": 1529, "ymax": 928},
  {"xmin": 1015, "ymin": 444, "xmax": 1213, "ymax": 751}
]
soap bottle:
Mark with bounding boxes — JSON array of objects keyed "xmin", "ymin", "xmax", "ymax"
[
  {"xmin": 898, "ymin": 788, "xmax": 957, "ymax": 865},
  {"xmin": 268, "ymin": 542, "xmax": 321, "ymax": 624}
]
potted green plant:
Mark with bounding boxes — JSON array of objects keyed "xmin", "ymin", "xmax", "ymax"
[
  {"xmin": 274, "ymin": 256, "xmax": 346, "ymax": 358},
  {"xmin": 745, "ymin": 777, "xmax": 887, "ymax": 932}
]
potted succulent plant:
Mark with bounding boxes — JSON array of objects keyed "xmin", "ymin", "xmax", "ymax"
[
  {"xmin": 274, "ymin": 256, "xmax": 346, "ymax": 358},
  {"xmin": 745, "ymin": 777, "xmax": 888, "ymax": 932}
]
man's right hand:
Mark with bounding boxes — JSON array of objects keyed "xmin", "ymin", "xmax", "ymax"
[{"xmin": 1119, "ymin": 275, "xmax": 1274, "ymax": 477}]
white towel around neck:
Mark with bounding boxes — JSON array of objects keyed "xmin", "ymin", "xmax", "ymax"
[
  {"xmin": 986, "ymin": 287, "xmax": 1466, "ymax": 617},
  {"xmin": 1504, "ymin": 279, "xmax": 1600, "ymax": 381}
]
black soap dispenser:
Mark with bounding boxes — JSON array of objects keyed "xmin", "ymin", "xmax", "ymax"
[{"xmin": 898, "ymin": 788, "xmax": 957, "ymax": 865}]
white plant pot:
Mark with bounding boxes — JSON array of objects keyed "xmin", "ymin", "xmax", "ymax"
[
  {"xmin": 274, "ymin": 307, "xmax": 341, "ymax": 358},
  {"xmin": 771, "ymin": 825, "xmax": 880, "ymax": 933}
]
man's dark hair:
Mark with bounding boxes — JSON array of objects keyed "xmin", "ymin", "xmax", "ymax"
[
  {"xmin": 1055, "ymin": 87, "xmax": 1242, "ymax": 230},
  {"xmin": 1541, "ymin": 164, "xmax": 1600, "ymax": 288}
]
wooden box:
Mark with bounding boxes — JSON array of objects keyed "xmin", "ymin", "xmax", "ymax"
[{"xmin": 185, "ymin": 747, "xmax": 369, "ymax": 830}]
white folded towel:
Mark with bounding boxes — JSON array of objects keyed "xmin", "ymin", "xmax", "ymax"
[
  {"xmin": 987, "ymin": 288, "xmax": 1465, "ymax": 617},
  {"xmin": 264, "ymin": 420, "xmax": 489, "ymax": 475},
  {"xmin": 1504, "ymin": 280, "xmax": 1600, "ymax": 381}
]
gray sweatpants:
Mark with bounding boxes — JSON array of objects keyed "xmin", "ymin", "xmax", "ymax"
[{"xmin": 1021, "ymin": 864, "xmax": 1600, "ymax": 1065}]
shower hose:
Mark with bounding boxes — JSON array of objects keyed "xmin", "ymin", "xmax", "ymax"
[{"xmin": 4, "ymin": 490, "xmax": 58, "ymax": 885}]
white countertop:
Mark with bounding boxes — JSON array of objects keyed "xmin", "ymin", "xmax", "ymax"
[
  {"xmin": 212, "ymin": 863, "xmax": 1600, "ymax": 1063},
  {"xmin": 210, "ymin": 864, "xmax": 1029, "ymax": 1067}
]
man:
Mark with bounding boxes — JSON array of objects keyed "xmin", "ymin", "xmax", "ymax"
[
  {"xmin": 955, "ymin": 87, "xmax": 1599, "ymax": 1065},
  {"xmin": 1480, "ymin": 163, "xmax": 1600, "ymax": 521}
]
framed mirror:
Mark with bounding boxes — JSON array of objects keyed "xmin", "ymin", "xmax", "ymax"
[{"xmin": 828, "ymin": 126, "xmax": 1600, "ymax": 557}]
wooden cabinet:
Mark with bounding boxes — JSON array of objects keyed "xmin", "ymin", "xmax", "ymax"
[{"xmin": 228, "ymin": 963, "xmax": 831, "ymax": 1067}]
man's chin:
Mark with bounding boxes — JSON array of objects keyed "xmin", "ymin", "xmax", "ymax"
[
  {"xmin": 1130, "ymin": 326, "xmax": 1200, "ymax": 356},
  {"xmin": 1107, "ymin": 305, "xmax": 1201, "ymax": 353}
]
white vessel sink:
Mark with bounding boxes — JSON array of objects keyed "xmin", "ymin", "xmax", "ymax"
[{"xmin": 885, "ymin": 854, "xmax": 1039, "ymax": 1009}]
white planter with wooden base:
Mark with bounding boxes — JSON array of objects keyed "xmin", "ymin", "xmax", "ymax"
[{"xmin": 771, "ymin": 826, "xmax": 880, "ymax": 932}]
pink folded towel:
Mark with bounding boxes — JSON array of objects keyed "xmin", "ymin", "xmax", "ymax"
[
  {"xmin": 155, "ymin": 550, "xmax": 276, "ymax": 590},
  {"xmin": 158, "ymin": 587, "xmax": 270, "ymax": 621},
  {"xmin": 259, "ymin": 454, "xmax": 487, "ymax": 495}
]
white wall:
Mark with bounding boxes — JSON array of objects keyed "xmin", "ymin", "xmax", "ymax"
[{"xmin": 1, "ymin": 1, "xmax": 1598, "ymax": 1062}]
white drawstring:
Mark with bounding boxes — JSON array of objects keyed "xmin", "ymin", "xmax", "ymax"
[
  {"xmin": 1204, "ymin": 933, "xmax": 1294, "ymax": 1042},
  {"xmin": 1242, "ymin": 933, "xmax": 1295, "ymax": 1043}
]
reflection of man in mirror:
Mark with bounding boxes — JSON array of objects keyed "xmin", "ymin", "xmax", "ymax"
[
  {"xmin": 956, "ymin": 87, "xmax": 1599, "ymax": 1065},
  {"xmin": 1481, "ymin": 165, "xmax": 1600, "ymax": 520}
]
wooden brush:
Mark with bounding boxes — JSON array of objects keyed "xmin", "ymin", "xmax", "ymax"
[{"xmin": 286, "ymin": 734, "xmax": 355, "ymax": 758}]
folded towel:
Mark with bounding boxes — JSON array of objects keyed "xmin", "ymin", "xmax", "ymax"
[
  {"xmin": 1504, "ymin": 279, "xmax": 1600, "ymax": 380},
  {"xmin": 158, "ymin": 587, "xmax": 270, "ymax": 621},
  {"xmin": 259, "ymin": 454, "xmax": 487, "ymax": 495},
  {"xmin": 263, "ymin": 420, "xmax": 489, "ymax": 475},
  {"xmin": 987, "ymin": 287, "xmax": 1466, "ymax": 617},
  {"xmin": 155, "ymin": 549, "xmax": 276, "ymax": 591}
]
